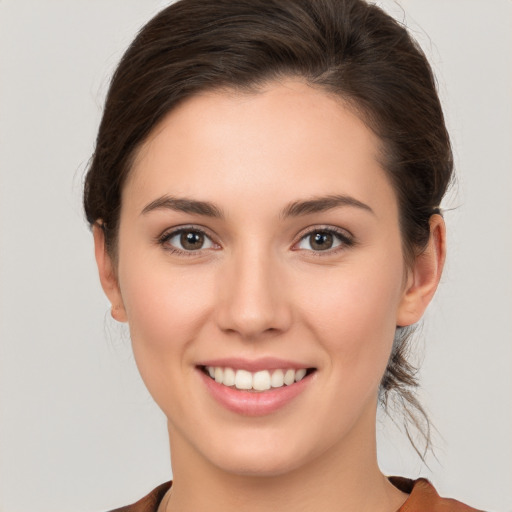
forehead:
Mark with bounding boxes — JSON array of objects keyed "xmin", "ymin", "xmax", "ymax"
[{"xmin": 125, "ymin": 80, "xmax": 396, "ymax": 219}]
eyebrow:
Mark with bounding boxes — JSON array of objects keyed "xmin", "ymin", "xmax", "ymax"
[
  {"xmin": 280, "ymin": 194, "xmax": 374, "ymax": 218},
  {"xmin": 141, "ymin": 196, "xmax": 224, "ymax": 218},
  {"xmin": 140, "ymin": 193, "xmax": 373, "ymax": 219}
]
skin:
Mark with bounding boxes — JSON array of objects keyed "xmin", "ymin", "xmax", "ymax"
[{"xmin": 94, "ymin": 80, "xmax": 445, "ymax": 512}]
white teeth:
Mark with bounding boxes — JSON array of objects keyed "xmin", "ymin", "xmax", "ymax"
[
  {"xmin": 223, "ymin": 367, "xmax": 236, "ymax": 387},
  {"xmin": 253, "ymin": 370, "xmax": 271, "ymax": 391},
  {"xmin": 205, "ymin": 366, "xmax": 310, "ymax": 391},
  {"xmin": 284, "ymin": 369, "xmax": 295, "ymax": 386},
  {"xmin": 271, "ymin": 369, "xmax": 284, "ymax": 388},
  {"xmin": 235, "ymin": 369, "xmax": 253, "ymax": 390},
  {"xmin": 295, "ymin": 368, "xmax": 307, "ymax": 382}
]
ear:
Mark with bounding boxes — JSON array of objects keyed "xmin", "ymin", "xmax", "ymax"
[
  {"xmin": 396, "ymin": 214, "xmax": 446, "ymax": 327},
  {"xmin": 92, "ymin": 223, "xmax": 127, "ymax": 323}
]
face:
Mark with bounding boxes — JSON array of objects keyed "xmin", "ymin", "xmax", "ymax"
[{"xmin": 96, "ymin": 80, "xmax": 437, "ymax": 477}]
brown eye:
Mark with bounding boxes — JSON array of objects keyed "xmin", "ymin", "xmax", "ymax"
[
  {"xmin": 162, "ymin": 228, "xmax": 215, "ymax": 252},
  {"xmin": 296, "ymin": 228, "xmax": 352, "ymax": 253},
  {"xmin": 309, "ymin": 232, "xmax": 333, "ymax": 251},
  {"xmin": 180, "ymin": 230, "xmax": 205, "ymax": 250}
]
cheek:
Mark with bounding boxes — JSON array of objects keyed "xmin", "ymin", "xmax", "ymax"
[
  {"xmin": 117, "ymin": 256, "xmax": 215, "ymax": 363},
  {"xmin": 116, "ymin": 258, "xmax": 220, "ymax": 419},
  {"xmin": 298, "ymin": 253, "xmax": 404, "ymax": 382}
]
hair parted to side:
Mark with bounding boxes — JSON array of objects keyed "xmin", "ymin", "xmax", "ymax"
[{"xmin": 84, "ymin": 0, "xmax": 453, "ymax": 458}]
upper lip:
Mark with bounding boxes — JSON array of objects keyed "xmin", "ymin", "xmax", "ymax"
[{"xmin": 197, "ymin": 357, "xmax": 314, "ymax": 372}]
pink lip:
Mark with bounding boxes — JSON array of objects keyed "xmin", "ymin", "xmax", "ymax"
[
  {"xmin": 197, "ymin": 357, "xmax": 310, "ymax": 372},
  {"xmin": 197, "ymin": 367, "xmax": 315, "ymax": 417}
]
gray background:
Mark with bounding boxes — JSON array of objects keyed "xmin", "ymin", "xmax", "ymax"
[{"xmin": 0, "ymin": 1, "xmax": 511, "ymax": 511}]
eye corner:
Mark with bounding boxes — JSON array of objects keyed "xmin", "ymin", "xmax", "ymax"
[
  {"xmin": 157, "ymin": 225, "xmax": 221, "ymax": 256},
  {"xmin": 292, "ymin": 225, "xmax": 355, "ymax": 255}
]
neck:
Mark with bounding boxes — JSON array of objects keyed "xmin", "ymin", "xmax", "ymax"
[{"xmin": 164, "ymin": 405, "xmax": 407, "ymax": 512}]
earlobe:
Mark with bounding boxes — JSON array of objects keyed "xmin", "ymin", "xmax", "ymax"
[
  {"xmin": 92, "ymin": 223, "xmax": 128, "ymax": 323},
  {"xmin": 396, "ymin": 215, "xmax": 446, "ymax": 327}
]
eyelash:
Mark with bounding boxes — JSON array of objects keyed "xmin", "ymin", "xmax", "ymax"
[
  {"xmin": 292, "ymin": 226, "xmax": 355, "ymax": 256},
  {"xmin": 157, "ymin": 226, "xmax": 219, "ymax": 257},
  {"xmin": 157, "ymin": 225, "xmax": 355, "ymax": 256}
]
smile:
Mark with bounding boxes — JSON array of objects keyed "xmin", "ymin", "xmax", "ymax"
[
  {"xmin": 197, "ymin": 359, "xmax": 317, "ymax": 415},
  {"xmin": 203, "ymin": 366, "xmax": 311, "ymax": 391}
]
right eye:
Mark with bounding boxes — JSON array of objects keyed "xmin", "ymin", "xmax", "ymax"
[
  {"xmin": 293, "ymin": 226, "xmax": 354, "ymax": 254},
  {"xmin": 160, "ymin": 228, "xmax": 217, "ymax": 253}
]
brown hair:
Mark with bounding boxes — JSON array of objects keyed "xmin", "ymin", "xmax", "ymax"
[{"xmin": 84, "ymin": 0, "xmax": 453, "ymax": 457}]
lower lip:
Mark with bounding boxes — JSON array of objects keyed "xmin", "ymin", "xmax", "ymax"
[{"xmin": 198, "ymin": 369, "xmax": 313, "ymax": 416}]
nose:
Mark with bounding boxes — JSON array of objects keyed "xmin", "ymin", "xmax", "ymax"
[{"xmin": 215, "ymin": 244, "xmax": 292, "ymax": 340}]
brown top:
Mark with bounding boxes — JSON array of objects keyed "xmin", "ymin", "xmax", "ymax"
[
  {"xmin": 389, "ymin": 477, "xmax": 482, "ymax": 511},
  {"xmin": 109, "ymin": 478, "xmax": 482, "ymax": 512}
]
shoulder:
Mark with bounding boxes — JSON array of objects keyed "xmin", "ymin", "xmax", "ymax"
[
  {"xmin": 391, "ymin": 477, "xmax": 484, "ymax": 512},
  {"xmin": 108, "ymin": 481, "xmax": 172, "ymax": 512},
  {"xmin": 107, "ymin": 478, "xmax": 482, "ymax": 512}
]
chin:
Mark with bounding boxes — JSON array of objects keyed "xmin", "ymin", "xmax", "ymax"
[
  {"xmin": 194, "ymin": 428, "xmax": 322, "ymax": 478},
  {"xmin": 211, "ymin": 449, "xmax": 308, "ymax": 478}
]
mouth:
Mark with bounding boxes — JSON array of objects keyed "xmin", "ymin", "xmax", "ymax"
[{"xmin": 199, "ymin": 365, "xmax": 317, "ymax": 392}]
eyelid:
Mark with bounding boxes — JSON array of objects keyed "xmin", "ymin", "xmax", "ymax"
[
  {"xmin": 157, "ymin": 224, "xmax": 221, "ymax": 255},
  {"xmin": 291, "ymin": 225, "xmax": 355, "ymax": 253},
  {"xmin": 156, "ymin": 224, "xmax": 354, "ymax": 256}
]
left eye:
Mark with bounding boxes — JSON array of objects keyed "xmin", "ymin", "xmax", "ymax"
[
  {"xmin": 164, "ymin": 229, "xmax": 215, "ymax": 251},
  {"xmin": 296, "ymin": 230, "xmax": 347, "ymax": 251}
]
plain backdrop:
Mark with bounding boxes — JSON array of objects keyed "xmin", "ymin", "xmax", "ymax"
[{"xmin": 0, "ymin": 1, "xmax": 511, "ymax": 511}]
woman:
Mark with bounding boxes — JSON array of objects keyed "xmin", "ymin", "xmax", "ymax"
[{"xmin": 84, "ymin": 0, "xmax": 479, "ymax": 510}]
